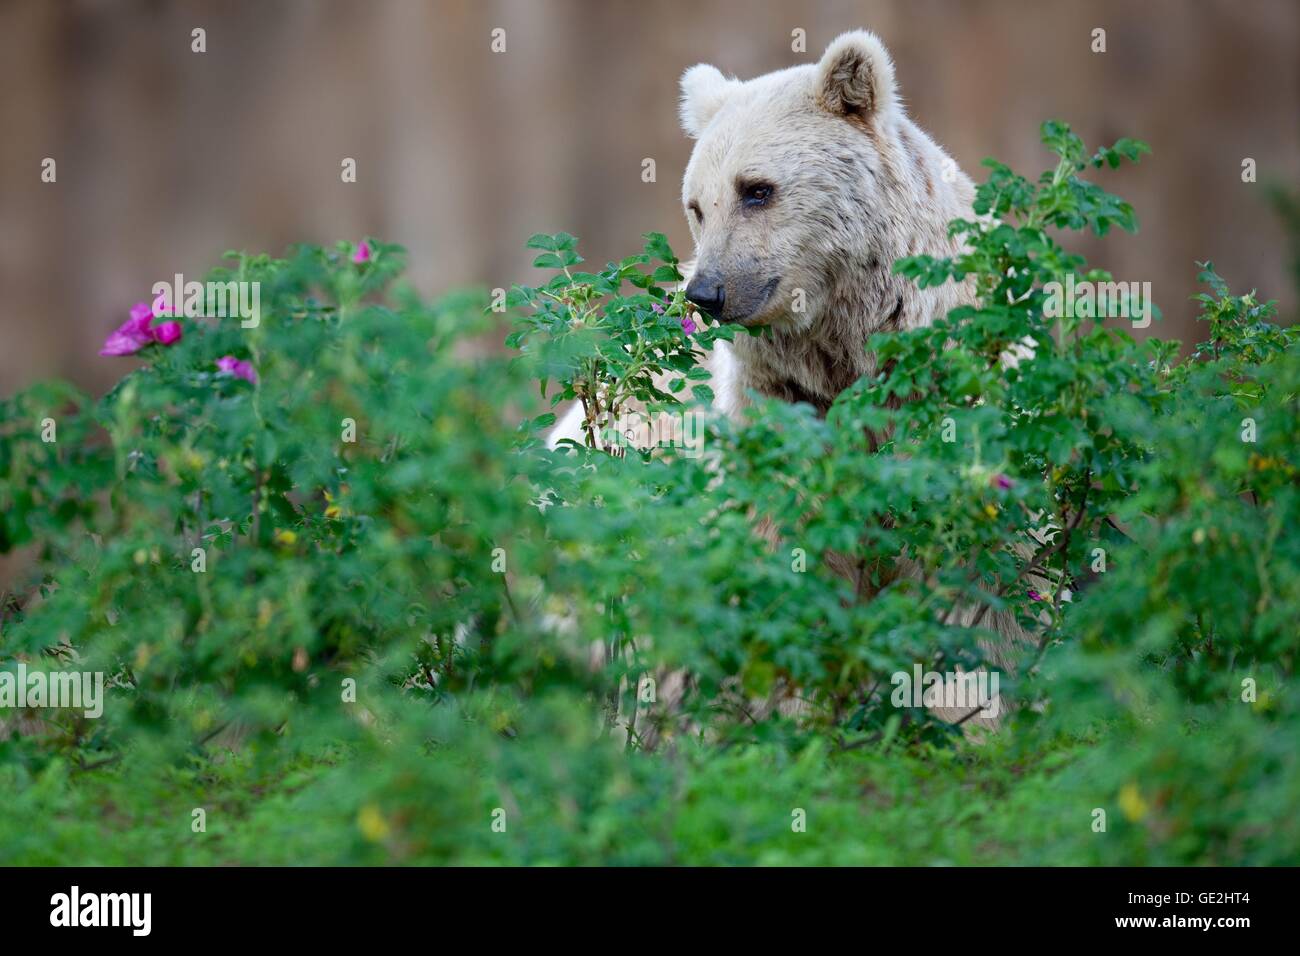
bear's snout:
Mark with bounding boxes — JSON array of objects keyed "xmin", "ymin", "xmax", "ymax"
[
  {"xmin": 684, "ymin": 273, "xmax": 726, "ymax": 321},
  {"xmin": 687, "ymin": 270, "xmax": 782, "ymax": 324}
]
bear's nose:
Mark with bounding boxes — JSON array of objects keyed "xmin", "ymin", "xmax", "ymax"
[{"xmin": 684, "ymin": 274, "xmax": 725, "ymax": 319}]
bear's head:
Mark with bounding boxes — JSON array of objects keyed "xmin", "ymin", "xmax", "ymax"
[{"xmin": 678, "ymin": 30, "xmax": 909, "ymax": 331}]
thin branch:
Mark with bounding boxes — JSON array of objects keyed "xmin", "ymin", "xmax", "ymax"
[{"xmin": 967, "ymin": 478, "xmax": 1090, "ymax": 631}]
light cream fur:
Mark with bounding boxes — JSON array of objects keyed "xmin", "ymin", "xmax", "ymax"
[{"xmin": 554, "ymin": 30, "xmax": 976, "ymax": 434}]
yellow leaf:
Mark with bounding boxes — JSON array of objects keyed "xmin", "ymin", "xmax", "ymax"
[
  {"xmin": 1119, "ymin": 782, "xmax": 1149, "ymax": 822},
  {"xmin": 357, "ymin": 804, "xmax": 390, "ymax": 842}
]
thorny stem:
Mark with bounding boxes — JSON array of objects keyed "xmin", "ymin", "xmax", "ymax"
[{"xmin": 966, "ymin": 475, "xmax": 1090, "ymax": 631}]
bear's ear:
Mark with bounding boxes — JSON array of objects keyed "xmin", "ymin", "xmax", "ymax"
[
  {"xmin": 679, "ymin": 64, "xmax": 737, "ymax": 138},
  {"xmin": 815, "ymin": 30, "xmax": 897, "ymax": 120}
]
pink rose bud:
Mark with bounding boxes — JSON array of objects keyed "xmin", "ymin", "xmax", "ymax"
[
  {"xmin": 1028, "ymin": 589, "xmax": 1045, "ymax": 601},
  {"xmin": 152, "ymin": 321, "xmax": 183, "ymax": 345},
  {"xmin": 216, "ymin": 355, "xmax": 258, "ymax": 384},
  {"xmin": 352, "ymin": 240, "xmax": 372, "ymax": 264},
  {"xmin": 992, "ymin": 474, "xmax": 1013, "ymax": 490},
  {"xmin": 681, "ymin": 314, "xmax": 698, "ymax": 335}
]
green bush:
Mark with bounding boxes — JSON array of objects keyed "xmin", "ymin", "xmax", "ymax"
[{"xmin": 1, "ymin": 122, "xmax": 1296, "ymax": 865}]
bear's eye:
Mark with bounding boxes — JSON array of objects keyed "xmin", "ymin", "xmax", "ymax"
[
  {"xmin": 688, "ymin": 201, "xmax": 704, "ymax": 224},
  {"xmin": 740, "ymin": 182, "xmax": 775, "ymax": 208}
]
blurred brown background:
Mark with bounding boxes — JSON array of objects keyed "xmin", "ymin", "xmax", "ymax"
[{"xmin": 1, "ymin": 0, "xmax": 1297, "ymax": 397}]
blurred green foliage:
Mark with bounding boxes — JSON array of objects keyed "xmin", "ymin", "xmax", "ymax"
[{"xmin": 1, "ymin": 123, "xmax": 1296, "ymax": 865}]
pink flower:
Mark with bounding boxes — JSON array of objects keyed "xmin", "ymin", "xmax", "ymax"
[
  {"xmin": 352, "ymin": 241, "xmax": 372, "ymax": 265},
  {"xmin": 99, "ymin": 302, "xmax": 158, "ymax": 356},
  {"xmin": 1028, "ymin": 589, "xmax": 1045, "ymax": 601},
  {"xmin": 651, "ymin": 302, "xmax": 664, "ymax": 314},
  {"xmin": 216, "ymin": 355, "xmax": 257, "ymax": 384},
  {"xmin": 681, "ymin": 313, "xmax": 698, "ymax": 335},
  {"xmin": 100, "ymin": 301, "xmax": 187, "ymax": 356},
  {"xmin": 152, "ymin": 321, "xmax": 183, "ymax": 345},
  {"xmin": 992, "ymin": 474, "xmax": 1013, "ymax": 490}
]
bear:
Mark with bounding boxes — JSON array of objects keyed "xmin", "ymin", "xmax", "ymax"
[
  {"xmin": 551, "ymin": 29, "xmax": 977, "ymax": 437},
  {"xmin": 674, "ymin": 29, "xmax": 978, "ymax": 421},
  {"xmin": 551, "ymin": 31, "xmax": 1031, "ymax": 734}
]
